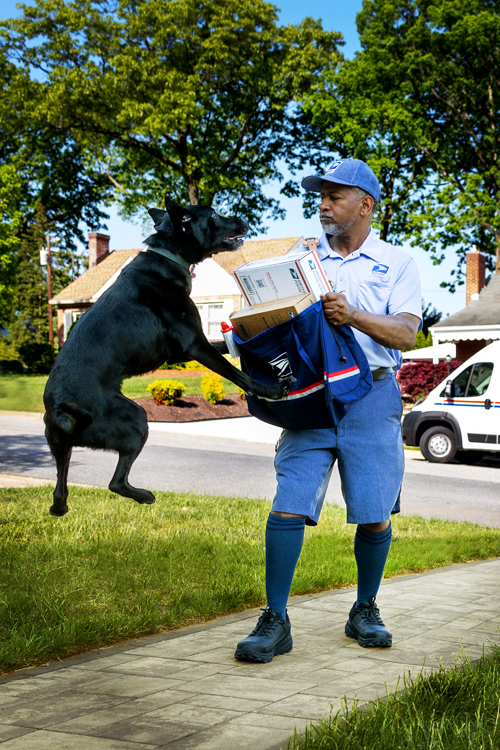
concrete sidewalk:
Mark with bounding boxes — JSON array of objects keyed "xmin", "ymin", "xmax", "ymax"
[{"xmin": 1, "ymin": 558, "xmax": 499, "ymax": 750}]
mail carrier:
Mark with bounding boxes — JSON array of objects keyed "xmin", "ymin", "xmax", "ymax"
[{"xmin": 402, "ymin": 340, "xmax": 500, "ymax": 463}]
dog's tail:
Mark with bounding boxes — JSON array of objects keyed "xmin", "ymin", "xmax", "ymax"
[{"xmin": 52, "ymin": 402, "xmax": 93, "ymax": 434}]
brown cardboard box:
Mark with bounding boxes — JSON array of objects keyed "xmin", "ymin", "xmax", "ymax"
[{"xmin": 229, "ymin": 293, "xmax": 316, "ymax": 341}]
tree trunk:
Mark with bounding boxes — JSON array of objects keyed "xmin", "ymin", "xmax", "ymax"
[{"xmin": 187, "ymin": 182, "xmax": 199, "ymax": 206}]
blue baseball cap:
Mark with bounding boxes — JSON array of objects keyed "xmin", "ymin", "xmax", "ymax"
[{"xmin": 301, "ymin": 159, "xmax": 380, "ymax": 203}]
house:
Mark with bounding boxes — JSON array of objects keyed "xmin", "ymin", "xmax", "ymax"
[
  {"xmin": 50, "ymin": 233, "xmax": 303, "ymax": 346},
  {"xmin": 430, "ymin": 248, "xmax": 500, "ymax": 362},
  {"xmin": 401, "ymin": 342, "xmax": 456, "ymax": 364}
]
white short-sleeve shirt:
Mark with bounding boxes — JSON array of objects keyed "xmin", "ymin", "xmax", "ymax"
[{"xmin": 317, "ymin": 229, "xmax": 422, "ymax": 370}]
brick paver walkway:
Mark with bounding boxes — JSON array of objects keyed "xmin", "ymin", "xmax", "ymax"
[{"xmin": 1, "ymin": 558, "xmax": 499, "ymax": 750}]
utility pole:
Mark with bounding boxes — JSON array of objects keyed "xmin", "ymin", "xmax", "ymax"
[
  {"xmin": 46, "ymin": 234, "xmax": 53, "ymax": 346},
  {"xmin": 40, "ymin": 234, "xmax": 58, "ymax": 346}
]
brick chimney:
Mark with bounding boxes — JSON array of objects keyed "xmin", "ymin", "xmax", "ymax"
[
  {"xmin": 88, "ymin": 232, "xmax": 110, "ymax": 268},
  {"xmin": 466, "ymin": 246, "xmax": 486, "ymax": 305}
]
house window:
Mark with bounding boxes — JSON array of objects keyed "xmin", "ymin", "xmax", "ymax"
[
  {"xmin": 196, "ymin": 302, "xmax": 225, "ymax": 340},
  {"xmin": 63, "ymin": 310, "xmax": 85, "ymax": 341}
]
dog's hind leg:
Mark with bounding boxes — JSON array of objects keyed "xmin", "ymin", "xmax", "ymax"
[
  {"xmin": 50, "ymin": 444, "xmax": 72, "ymax": 517},
  {"xmin": 107, "ymin": 400, "xmax": 155, "ymax": 506},
  {"xmin": 109, "ymin": 451, "xmax": 155, "ymax": 505}
]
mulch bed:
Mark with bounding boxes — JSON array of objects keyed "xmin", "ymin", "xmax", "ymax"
[{"xmin": 134, "ymin": 395, "xmax": 250, "ymax": 422}]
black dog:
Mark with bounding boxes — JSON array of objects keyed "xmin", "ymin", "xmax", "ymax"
[{"xmin": 43, "ymin": 198, "xmax": 289, "ymax": 517}]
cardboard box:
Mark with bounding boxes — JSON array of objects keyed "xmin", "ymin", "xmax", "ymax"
[
  {"xmin": 232, "ymin": 248, "xmax": 332, "ymax": 306},
  {"xmin": 230, "ymin": 293, "xmax": 316, "ymax": 340}
]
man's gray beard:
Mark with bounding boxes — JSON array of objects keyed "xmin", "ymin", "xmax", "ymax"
[{"xmin": 320, "ymin": 214, "xmax": 357, "ymax": 237}]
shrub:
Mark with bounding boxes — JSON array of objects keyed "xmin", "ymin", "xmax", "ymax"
[
  {"xmin": 238, "ymin": 387, "xmax": 246, "ymax": 401},
  {"xmin": 18, "ymin": 342, "xmax": 55, "ymax": 374},
  {"xmin": 225, "ymin": 354, "xmax": 241, "ymax": 369},
  {"xmin": 159, "ymin": 355, "xmax": 238, "ymax": 371},
  {"xmin": 146, "ymin": 379, "xmax": 186, "ymax": 405},
  {"xmin": 397, "ymin": 360, "xmax": 461, "ymax": 400},
  {"xmin": 0, "ymin": 360, "xmax": 24, "ymax": 374},
  {"xmin": 201, "ymin": 374, "xmax": 225, "ymax": 404},
  {"xmin": 158, "ymin": 360, "xmax": 206, "ymax": 370},
  {"xmin": 411, "ymin": 330, "xmax": 433, "ymax": 350},
  {"xmin": 0, "ymin": 339, "xmax": 19, "ymax": 361}
]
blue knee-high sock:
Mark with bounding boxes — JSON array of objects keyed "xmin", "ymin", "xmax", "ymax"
[
  {"xmin": 354, "ymin": 523, "xmax": 392, "ymax": 604},
  {"xmin": 265, "ymin": 513, "xmax": 306, "ymax": 620}
]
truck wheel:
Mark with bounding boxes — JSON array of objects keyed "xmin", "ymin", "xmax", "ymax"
[
  {"xmin": 455, "ymin": 450, "xmax": 483, "ymax": 465},
  {"xmin": 419, "ymin": 426, "xmax": 457, "ymax": 463}
]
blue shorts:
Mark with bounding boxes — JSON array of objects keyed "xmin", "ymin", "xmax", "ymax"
[{"xmin": 272, "ymin": 374, "xmax": 404, "ymax": 525}]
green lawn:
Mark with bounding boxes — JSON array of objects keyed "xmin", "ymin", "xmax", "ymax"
[
  {"xmin": 1, "ymin": 485, "xmax": 500, "ymax": 674},
  {"xmin": 0, "ymin": 372, "xmax": 239, "ymax": 413},
  {"xmin": 0, "ymin": 374, "xmax": 48, "ymax": 412},
  {"xmin": 291, "ymin": 648, "xmax": 500, "ymax": 750}
]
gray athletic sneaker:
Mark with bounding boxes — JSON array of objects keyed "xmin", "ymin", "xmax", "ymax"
[
  {"xmin": 345, "ymin": 596, "xmax": 392, "ymax": 647},
  {"xmin": 234, "ymin": 607, "xmax": 293, "ymax": 663}
]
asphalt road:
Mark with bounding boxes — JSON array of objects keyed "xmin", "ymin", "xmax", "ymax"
[{"xmin": 1, "ymin": 412, "xmax": 500, "ymax": 527}]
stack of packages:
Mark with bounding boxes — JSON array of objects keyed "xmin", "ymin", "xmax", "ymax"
[
  {"xmin": 220, "ymin": 241, "xmax": 372, "ymax": 430},
  {"xmin": 224, "ymin": 241, "xmax": 331, "ymax": 350}
]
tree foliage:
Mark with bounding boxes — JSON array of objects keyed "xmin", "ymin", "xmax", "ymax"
[
  {"xmin": 0, "ymin": 47, "xmax": 111, "ymax": 335},
  {"xmin": 303, "ymin": 0, "xmax": 500, "ymax": 289},
  {"xmin": 2, "ymin": 0, "xmax": 341, "ymax": 232},
  {"xmin": 421, "ymin": 298, "xmax": 442, "ymax": 336}
]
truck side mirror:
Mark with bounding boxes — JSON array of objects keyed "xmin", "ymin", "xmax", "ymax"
[{"xmin": 444, "ymin": 380, "xmax": 454, "ymax": 398}]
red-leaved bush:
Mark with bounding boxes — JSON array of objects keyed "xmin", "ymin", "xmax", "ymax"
[{"xmin": 397, "ymin": 360, "xmax": 462, "ymax": 400}]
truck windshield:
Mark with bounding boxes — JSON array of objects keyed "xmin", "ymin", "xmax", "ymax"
[
  {"xmin": 451, "ymin": 366, "xmax": 472, "ymax": 397},
  {"xmin": 446, "ymin": 362, "xmax": 494, "ymax": 398},
  {"xmin": 468, "ymin": 363, "xmax": 493, "ymax": 396}
]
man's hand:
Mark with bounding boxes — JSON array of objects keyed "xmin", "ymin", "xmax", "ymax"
[
  {"xmin": 321, "ymin": 293, "xmax": 420, "ymax": 351},
  {"xmin": 321, "ymin": 293, "xmax": 354, "ymax": 326}
]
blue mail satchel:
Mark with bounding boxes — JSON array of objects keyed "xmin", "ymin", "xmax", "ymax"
[{"xmin": 234, "ymin": 301, "xmax": 373, "ymax": 430}]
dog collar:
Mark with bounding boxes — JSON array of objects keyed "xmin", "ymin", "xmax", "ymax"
[{"xmin": 147, "ymin": 247, "xmax": 196, "ymax": 277}]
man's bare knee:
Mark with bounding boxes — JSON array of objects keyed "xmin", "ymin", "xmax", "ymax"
[{"xmin": 359, "ymin": 520, "xmax": 391, "ymax": 532}]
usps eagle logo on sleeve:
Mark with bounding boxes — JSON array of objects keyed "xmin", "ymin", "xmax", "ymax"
[{"xmin": 369, "ymin": 263, "xmax": 390, "ymax": 278}]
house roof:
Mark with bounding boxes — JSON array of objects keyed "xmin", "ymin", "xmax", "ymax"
[
  {"xmin": 430, "ymin": 272, "xmax": 500, "ymax": 343},
  {"xmin": 433, "ymin": 273, "xmax": 500, "ymax": 328},
  {"xmin": 50, "ymin": 249, "xmax": 142, "ymax": 304},
  {"xmin": 51, "ymin": 237, "xmax": 304, "ymax": 305},
  {"xmin": 214, "ymin": 237, "xmax": 303, "ymax": 275}
]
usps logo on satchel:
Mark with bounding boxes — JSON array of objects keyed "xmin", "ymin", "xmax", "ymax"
[
  {"xmin": 268, "ymin": 352, "xmax": 294, "ymax": 382},
  {"xmin": 369, "ymin": 263, "xmax": 389, "ymax": 278}
]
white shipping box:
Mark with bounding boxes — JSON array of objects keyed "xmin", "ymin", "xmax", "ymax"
[{"xmin": 232, "ymin": 249, "xmax": 332, "ymax": 305}]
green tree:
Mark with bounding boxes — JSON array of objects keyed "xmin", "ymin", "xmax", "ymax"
[
  {"xmin": 7, "ymin": 203, "xmax": 81, "ymax": 349},
  {"xmin": 1, "ymin": 0, "xmax": 341, "ymax": 232},
  {"xmin": 0, "ymin": 49, "xmax": 110, "ymax": 335},
  {"xmin": 303, "ymin": 0, "xmax": 500, "ymax": 289},
  {"xmin": 421, "ymin": 298, "xmax": 441, "ymax": 336},
  {"xmin": 300, "ymin": 3, "xmax": 428, "ymax": 242}
]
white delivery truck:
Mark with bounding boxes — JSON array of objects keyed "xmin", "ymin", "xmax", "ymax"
[{"xmin": 402, "ymin": 340, "xmax": 500, "ymax": 463}]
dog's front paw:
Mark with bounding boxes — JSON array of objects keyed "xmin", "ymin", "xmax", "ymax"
[
  {"xmin": 267, "ymin": 377, "xmax": 295, "ymax": 400},
  {"xmin": 279, "ymin": 376, "xmax": 295, "ymax": 398}
]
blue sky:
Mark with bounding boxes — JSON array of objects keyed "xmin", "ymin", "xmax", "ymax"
[{"xmin": 2, "ymin": 0, "xmax": 464, "ymax": 315}]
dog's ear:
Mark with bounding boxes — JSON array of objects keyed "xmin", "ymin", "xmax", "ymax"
[
  {"xmin": 148, "ymin": 208, "xmax": 167, "ymax": 228},
  {"xmin": 165, "ymin": 197, "xmax": 193, "ymax": 235}
]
